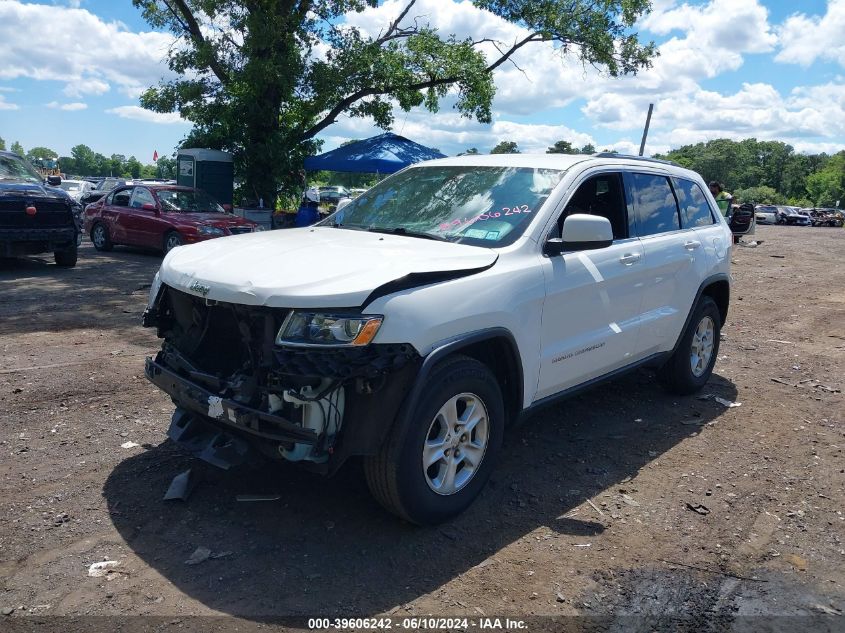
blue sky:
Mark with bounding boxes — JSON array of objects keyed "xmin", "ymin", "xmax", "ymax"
[{"xmin": 2, "ymin": 0, "xmax": 845, "ymax": 164}]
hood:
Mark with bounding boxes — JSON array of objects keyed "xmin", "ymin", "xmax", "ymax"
[
  {"xmin": 159, "ymin": 226, "xmax": 498, "ymax": 308},
  {"xmin": 171, "ymin": 212, "xmax": 255, "ymax": 226},
  {"xmin": 0, "ymin": 182, "xmax": 70, "ymax": 202}
]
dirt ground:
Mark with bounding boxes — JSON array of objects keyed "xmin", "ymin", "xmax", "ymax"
[{"xmin": 1, "ymin": 226, "xmax": 843, "ymax": 630}]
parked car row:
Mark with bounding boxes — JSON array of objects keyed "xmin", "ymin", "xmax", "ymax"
[{"xmin": 84, "ymin": 183, "xmax": 260, "ymax": 254}]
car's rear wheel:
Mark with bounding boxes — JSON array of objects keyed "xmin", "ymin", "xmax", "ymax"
[
  {"xmin": 91, "ymin": 223, "xmax": 112, "ymax": 252},
  {"xmin": 163, "ymin": 231, "xmax": 183, "ymax": 254},
  {"xmin": 658, "ymin": 295, "xmax": 721, "ymax": 395},
  {"xmin": 54, "ymin": 244, "xmax": 78, "ymax": 267},
  {"xmin": 364, "ymin": 355, "xmax": 504, "ymax": 525}
]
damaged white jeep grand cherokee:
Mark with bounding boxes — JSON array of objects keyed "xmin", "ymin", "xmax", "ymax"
[{"xmin": 143, "ymin": 153, "xmax": 731, "ymax": 524}]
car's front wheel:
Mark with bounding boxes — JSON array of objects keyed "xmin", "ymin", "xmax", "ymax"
[
  {"xmin": 91, "ymin": 223, "xmax": 113, "ymax": 251},
  {"xmin": 658, "ymin": 295, "xmax": 721, "ymax": 395},
  {"xmin": 163, "ymin": 231, "xmax": 183, "ymax": 254},
  {"xmin": 364, "ymin": 355, "xmax": 504, "ymax": 525}
]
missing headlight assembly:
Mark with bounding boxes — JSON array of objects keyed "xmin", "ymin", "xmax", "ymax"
[{"xmin": 143, "ymin": 286, "xmax": 420, "ymax": 472}]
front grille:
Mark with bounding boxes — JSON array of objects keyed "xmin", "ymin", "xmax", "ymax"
[
  {"xmin": 0, "ymin": 200, "xmax": 73, "ymax": 229},
  {"xmin": 228, "ymin": 226, "xmax": 253, "ymax": 235}
]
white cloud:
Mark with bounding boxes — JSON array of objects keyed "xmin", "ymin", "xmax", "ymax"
[
  {"xmin": 63, "ymin": 78, "xmax": 110, "ymax": 99},
  {"xmin": 0, "ymin": 1, "xmax": 175, "ymax": 101},
  {"xmin": 46, "ymin": 101, "xmax": 88, "ymax": 111},
  {"xmin": 0, "ymin": 95, "xmax": 19, "ymax": 110},
  {"xmin": 105, "ymin": 105, "xmax": 188, "ymax": 125},
  {"xmin": 776, "ymin": 0, "xmax": 845, "ymax": 67}
]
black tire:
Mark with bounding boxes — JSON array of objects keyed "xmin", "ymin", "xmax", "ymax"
[
  {"xmin": 91, "ymin": 222, "xmax": 113, "ymax": 252},
  {"xmin": 163, "ymin": 231, "xmax": 183, "ymax": 254},
  {"xmin": 54, "ymin": 244, "xmax": 78, "ymax": 267},
  {"xmin": 364, "ymin": 355, "xmax": 504, "ymax": 525},
  {"xmin": 658, "ymin": 296, "xmax": 721, "ymax": 395}
]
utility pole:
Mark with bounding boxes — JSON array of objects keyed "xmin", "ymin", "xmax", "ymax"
[{"xmin": 639, "ymin": 103, "xmax": 654, "ymax": 156}]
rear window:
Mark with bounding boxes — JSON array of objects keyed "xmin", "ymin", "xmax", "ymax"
[
  {"xmin": 673, "ymin": 178, "xmax": 714, "ymax": 228},
  {"xmin": 630, "ymin": 173, "xmax": 680, "ymax": 236}
]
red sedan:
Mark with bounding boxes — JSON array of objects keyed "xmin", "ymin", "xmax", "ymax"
[{"xmin": 84, "ymin": 185, "xmax": 259, "ymax": 254}]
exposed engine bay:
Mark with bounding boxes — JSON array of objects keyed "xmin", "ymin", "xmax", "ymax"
[{"xmin": 143, "ymin": 286, "xmax": 420, "ymax": 471}]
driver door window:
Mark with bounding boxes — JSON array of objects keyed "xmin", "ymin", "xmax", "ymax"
[
  {"xmin": 557, "ymin": 173, "xmax": 629, "ymax": 240},
  {"xmin": 130, "ymin": 187, "xmax": 155, "ymax": 209}
]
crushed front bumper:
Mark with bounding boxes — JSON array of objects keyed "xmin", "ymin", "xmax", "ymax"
[{"xmin": 145, "ymin": 356, "xmax": 318, "ymax": 446}]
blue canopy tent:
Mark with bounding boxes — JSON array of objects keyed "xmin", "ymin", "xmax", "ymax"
[{"xmin": 303, "ymin": 132, "xmax": 446, "ymax": 174}]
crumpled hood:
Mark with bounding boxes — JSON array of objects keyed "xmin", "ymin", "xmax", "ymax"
[{"xmin": 159, "ymin": 226, "xmax": 498, "ymax": 308}]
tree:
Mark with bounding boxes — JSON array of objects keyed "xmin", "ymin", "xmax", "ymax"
[
  {"xmin": 579, "ymin": 143, "xmax": 596, "ymax": 154},
  {"xmin": 0, "ymin": 137, "xmax": 5, "ymax": 151},
  {"xmin": 733, "ymin": 186, "xmax": 785, "ymax": 205},
  {"xmin": 460, "ymin": 148, "xmax": 480, "ymax": 155},
  {"xmin": 133, "ymin": 0, "xmax": 656, "ymax": 205},
  {"xmin": 546, "ymin": 140, "xmax": 575, "ymax": 154},
  {"xmin": 491, "ymin": 141, "xmax": 519, "ymax": 154},
  {"xmin": 10, "ymin": 141, "xmax": 24, "ymax": 156}
]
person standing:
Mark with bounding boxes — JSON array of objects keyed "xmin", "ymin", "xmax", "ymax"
[{"xmin": 709, "ymin": 181, "xmax": 733, "ymax": 217}]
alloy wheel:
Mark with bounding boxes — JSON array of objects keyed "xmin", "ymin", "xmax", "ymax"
[{"xmin": 422, "ymin": 392, "xmax": 489, "ymax": 496}]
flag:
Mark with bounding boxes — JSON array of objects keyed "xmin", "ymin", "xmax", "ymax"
[{"xmin": 153, "ymin": 150, "xmax": 159, "ymax": 162}]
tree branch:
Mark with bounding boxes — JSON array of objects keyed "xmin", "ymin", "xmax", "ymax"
[
  {"xmin": 376, "ymin": 0, "xmax": 417, "ymax": 45},
  {"xmin": 299, "ymin": 31, "xmax": 550, "ymax": 142},
  {"xmin": 165, "ymin": 0, "xmax": 231, "ymax": 85}
]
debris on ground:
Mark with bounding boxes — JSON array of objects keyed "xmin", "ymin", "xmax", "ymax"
[
  {"xmin": 163, "ymin": 469, "xmax": 197, "ymax": 502},
  {"xmin": 714, "ymin": 397, "xmax": 741, "ymax": 408},
  {"xmin": 235, "ymin": 493, "xmax": 281, "ymax": 502},
  {"xmin": 120, "ymin": 441, "xmax": 140, "ymax": 449},
  {"xmin": 184, "ymin": 547, "xmax": 212, "ymax": 566},
  {"xmin": 686, "ymin": 503, "xmax": 711, "ymax": 516},
  {"xmin": 586, "ymin": 498, "xmax": 604, "ymax": 517},
  {"xmin": 87, "ymin": 561, "xmax": 120, "ymax": 577}
]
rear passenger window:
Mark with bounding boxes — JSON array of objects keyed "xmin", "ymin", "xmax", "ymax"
[
  {"xmin": 630, "ymin": 174, "xmax": 680, "ymax": 236},
  {"xmin": 673, "ymin": 178, "xmax": 714, "ymax": 228}
]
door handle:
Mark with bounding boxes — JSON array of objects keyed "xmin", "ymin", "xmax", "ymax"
[
  {"xmin": 684, "ymin": 240, "xmax": 701, "ymax": 250},
  {"xmin": 619, "ymin": 253, "xmax": 641, "ymax": 265}
]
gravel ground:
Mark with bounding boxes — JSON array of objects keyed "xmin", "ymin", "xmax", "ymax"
[{"xmin": 0, "ymin": 226, "xmax": 843, "ymax": 630}]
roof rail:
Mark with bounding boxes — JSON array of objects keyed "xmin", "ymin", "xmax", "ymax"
[{"xmin": 592, "ymin": 152, "xmax": 681, "ymax": 167}]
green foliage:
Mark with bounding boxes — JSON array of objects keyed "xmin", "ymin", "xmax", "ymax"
[
  {"xmin": 460, "ymin": 148, "xmax": 480, "ymax": 155},
  {"xmin": 733, "ymin": 186, "xmax": 785, "ymax": 205},
  {"xmin": 132, "ymin": 0, "xmax": 656, "ymax": 204},
  {"xmin": 547, "ymin": 140, "xmax": 596, "ymax": 154},
  {"xmin": 658, "ymin": 139, "xmax": 845, "ymax": 209},
  {"xmin": 10, "ymin": 141, "xmax": 24, "ymax": 156},
  {"xmin": 0, "ymin": 137, "xmax": 5, "ymax": 151},
  {"xmin": 546, "ymin": 140, "xmax": 574, "ymax": 154},
  {"xmin": 55, "ymin": 143, "xmax": 164, "ymax": 179},
  {"xmin": 491, "ymin": 140, "xmax": 519, "ymax": 154}
]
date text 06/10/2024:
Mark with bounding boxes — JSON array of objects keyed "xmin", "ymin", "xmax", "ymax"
[{"xmin": 307, "ymin": 617, "xmax": 528, "ymax": 630}]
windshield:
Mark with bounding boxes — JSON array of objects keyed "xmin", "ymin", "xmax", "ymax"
[
  {"xmin": 321, "ymin": 165, "xmax": 565, "ymax": 246},
  {"xmin": 0, "ymin": 154, "xmax": 42, "ymax": 184},
  {"xmin": 158, "ymin": 189, "xmax": 225, "ymax": 213}
]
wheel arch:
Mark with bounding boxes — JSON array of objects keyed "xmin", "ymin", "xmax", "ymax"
[
  {"xmin": 669, "ymin": 273, "xmax": 730, "ymax": 357},
  {"xmin": 410, "ymin": 328, "xmax": 524, "ymax": 426}
]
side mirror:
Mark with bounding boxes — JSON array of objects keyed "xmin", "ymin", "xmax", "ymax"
[
  {"xmin": 142, "ymin": 203, "xmax": 158, "ymax": 213},
  {"xmin": 545, "ymin": 214, "xmax": 613, "ymax": 256},
  {"xmin": 47, "ymin": 175, "xmax": 62, "ymax": 186}
]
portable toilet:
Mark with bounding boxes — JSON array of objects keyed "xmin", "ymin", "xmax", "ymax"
[{"xmin": 176, "ymin": 148, "xmax": 234, "ymax": 206}]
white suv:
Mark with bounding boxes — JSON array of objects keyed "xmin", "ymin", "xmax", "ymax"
[{"xmin": 143, "ymin": 153, "xmax": 731, "ymax": 524}]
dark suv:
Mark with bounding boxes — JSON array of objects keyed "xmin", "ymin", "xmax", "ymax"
[{"xmin": 0, "ymin": 151, "xmax": 82, "ymax": 267}]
